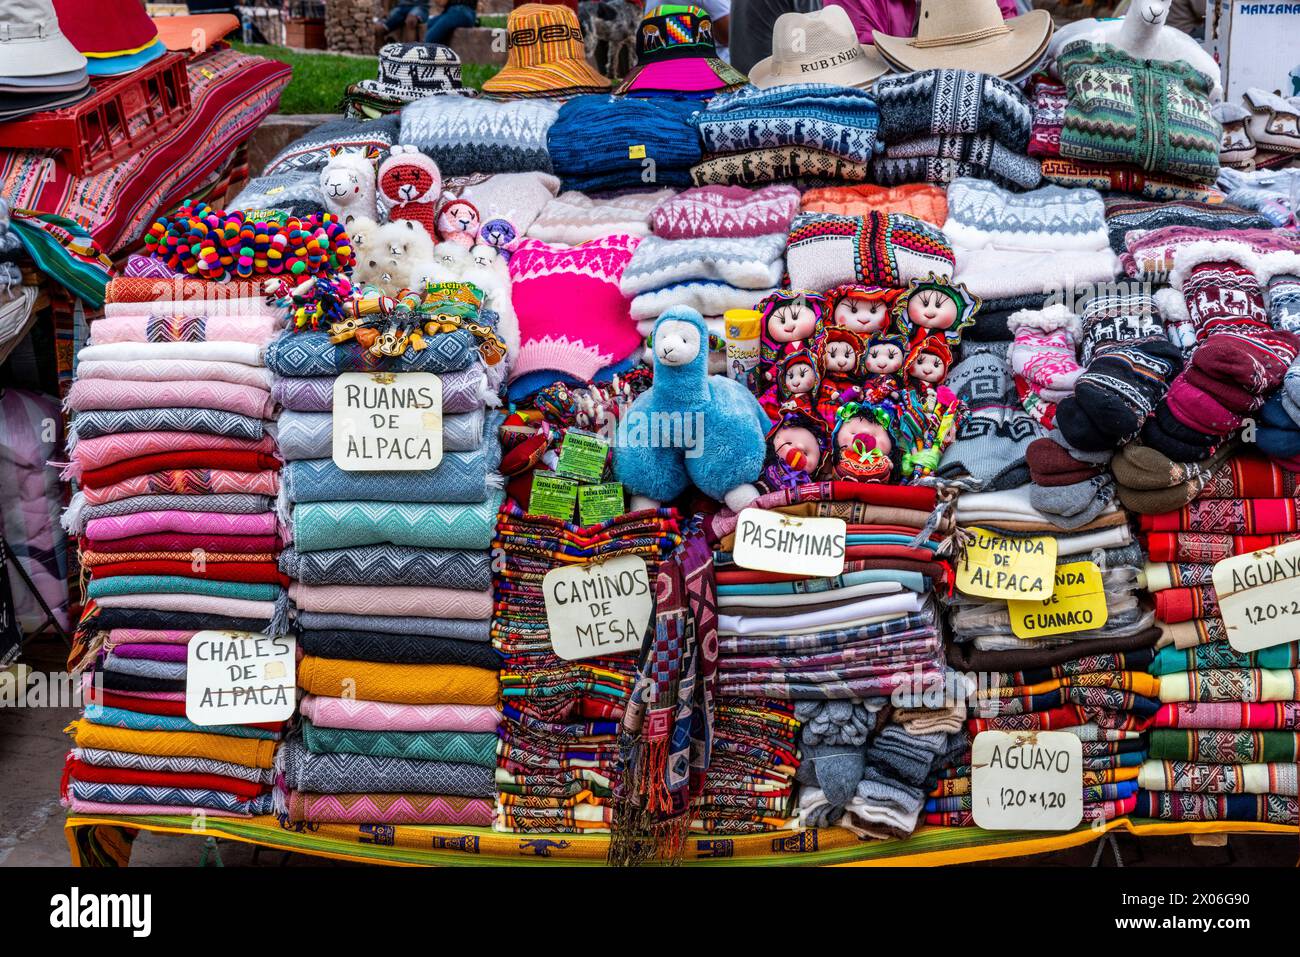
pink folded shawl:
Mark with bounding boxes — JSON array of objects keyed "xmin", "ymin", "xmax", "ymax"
[
  {"xmin": 67, "ymin": 379, "xmax": 274, "ymax": 419},
  {"xmin": 83, "ymin": 469, "xmax": 281, "ymax": 506},
  {"xmin": 284, "ymin": 791, "xmax": 495, "ymax": 826},
  {"xmin": 92, "ymin": 593, "xmax": 276, "ymax": 619},
  {"xmin": 298, "ymin": 694, "xmax": 499, "ymax": 732},
  {"xmin": 86, "ymin": 509, "xmax": 279, "ymax": 541},
  {"xmin": 76, "ymin": 359, "xmax": 274, "ymax": 391},
  {"xmin": 288, "ymin": 583, "xmax": 493, "ymax": 620},
  {"xmin": 110, "ymin": 643, "xmax": 188, "ymax": 662},
  {"xmin": 91, "ymin": 313, "xmax": 283, "ymax": 345}
]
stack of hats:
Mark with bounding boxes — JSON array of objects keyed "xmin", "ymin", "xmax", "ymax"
[
  {"xmin": 871, "ymin": 70, "xmax": 1040, "ymax": 191},
  {"xmin": 546, "ymin": 94, "xmax": 701, "ymax": 193},
  {"xmin": 626, "ymin": 187, "xmax": 795, "ymax": 341},
  {"xmin": 944, "ymin": 178, "xmax": 1119, "ymax": 307},
  {"xmin": 615, "ymin": 4, "xmax": 746, "ymax": 98},
  {"xmin": 492, "ymin": 504, "xmax": 683, "ymax": 833},
  {"xmin": 746, "ymin": 6, "xmax": 886, "ymax": 93},
  {"xmin": 869, "ymin": 0, "xmax": 1053, "ymax": 84},
  {"xmin": 346, "ymin": 43, "xmax": 467, "ymax": 119},
  {"xmin": 265, "ymin": 284, "xmax": 507, "ymax": 828},
  {"xmin": 61, "ymin": 268, "xmax": 289, "ymax": 820},
  {"xmin": 481, "ymin": 4, "xmax": 610, "ymax": 100},
  {"xmin": 1, "ymin": 0, "xmax": 90, "ymax": 121},
  {"xmin": 689, "ymin": 83, "xmax": 881, "ymax": 187},
  {"xmin": 701, "ymin": 482, "xmax": 959, "ymax": 838},
  {"xmin": 55, "ymin": 0, "xmax": 165, "ymax": 77}
]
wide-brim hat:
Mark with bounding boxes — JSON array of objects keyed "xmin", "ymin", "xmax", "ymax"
[
  {"xmin": 83, "ymin": 38, "xmax": 166, "ymax": 77},
  {"xmin": 150, "ymin": 14, "xmax": 239, "ymax": 53},
  {"xmin": 872, "ymin": 0, "xmax": 1052, "ymax": 80},
  {"xmin": 482, "ymin": 3, "xmax": 609, "ymax": 96},
  {"xmin": 1, "ymin": 0, "xmax": 87, "ymax": 78},
  {"xmin": 615, "ymin": 4, "xmax": 746, "ymax": 95},
  {"xmin": 54, "ymin": 0, "xmax": 161, "ymax": 57},
  {"xmin": 749, "ymin": 6, "xmax": 888, "ymax": 90}
]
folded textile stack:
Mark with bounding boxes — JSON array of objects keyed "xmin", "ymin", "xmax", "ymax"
[
  {"xmin": 702, "ymin": 482, "xmax": 959, "ymax": 838},
  {"xmin": 798, "ymin": 183, "xmax": 948, "ymax": 226},
  {"xmin": 1217, "ymin": 168, "xmax": 1300, "ymax": 228},
  {"xmin": 872, "ymin": 69, "xmax": 1040, "ymax": 191},
  {"xmin": 689, "ymin": 84, "xmax": 881, "ymax": 187},
  {"xmin": 527, "ymin": 189, "xmax": 676, "ymax": 245},
  {"xmin": 625, "ymin": 191, "xmax": 792, "ymax": 337},
  {"xmin": 400, "ymin": 94, "xmax": 559, "ymax": 177},
  {"xmin": 61, "ymin": 273, "xmax": 289, "ymax": 819},
  {"xmin": 492, "ymin": 504, "xmax": 683, "ymax": 833},
  {"xmin": 265, "ymin": 283, "xmax": 507, "ymax": 826},
  {"xmin": 547, "ymin": 95, "xmax": 702, "ymax": 193}
]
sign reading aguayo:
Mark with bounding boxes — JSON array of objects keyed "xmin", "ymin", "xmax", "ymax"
[
  {"xmin": 1212, "ymin": 539, "xmax": 1300, "ymax": 653},
  {"xmin": 185, "ymin": 631, "xmax": 296, "ymax": 726},
  {"xmin": 732, "ymin": 509, "xmax": 847, "ymax": 578},
  {"xmin": 332, "ymin": 372, "xmax": 443, "ymax": 471},
  {"xmin": 956, "ymin": 527, "xmax": 1057, "ymax": 601},
  {"xmin": 971, "ymin": 730, "xmax": 1083, "ymax": 831},
  {"xmin": 542, "ymin": 555, "xmax": 654, "ymax": 661}
]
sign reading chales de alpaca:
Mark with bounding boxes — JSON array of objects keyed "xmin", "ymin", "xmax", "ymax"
[
  {"xmin": 186, "ymin": 631, "xmax": 296, "ymax": 725},
  {"xmin": 333, "ymin": 372, "xmax": 443, "ymax": 470},
  {"xmin": 543, "ymin": 555, "xmax": 654, "ymax": 661}
]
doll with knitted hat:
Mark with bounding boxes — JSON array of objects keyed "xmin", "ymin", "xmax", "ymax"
[
  {"xmin": 893, "ymin": 273, "xmax": 980, "ymax": 348},
  {"xmin": 761, "ymin": 410, "xmax": 830, "ymax": 491},
  {"xmin": 860, "ymin": 331, "xmax": 909, "ymax": 404},
  {"xmin": 905, "ymin": 334, "xmax": 953, "ymax": 396},
  {"xmin": 816, "ymin": 326, "xmax": 865, "ymax": 422},
  {"xmin": 758, "ymin": 348, "xmax": 820, "ymax": 420},
  {"xmin": 825, "ymin": 283, "xmax": 903, "ymax": 337},
  {"xmin": 831, "ymin": 401, "xmax": 896, "ymax": 483},
  {"xmin": 755, "ymin": 289, "xmax": 826, "ymax": 392}
]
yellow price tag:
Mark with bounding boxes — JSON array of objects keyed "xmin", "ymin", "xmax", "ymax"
[
  {"xmin": 955, "ymin": 527, "xmax": 1056, "ymax": 601},
  {"xmin": 1008, "ymin": 561, "xmax": 1108, "ymax": 639},
  {"xmin": 628, "ymin": 144, "xmax": 647, "ymax": 160}
]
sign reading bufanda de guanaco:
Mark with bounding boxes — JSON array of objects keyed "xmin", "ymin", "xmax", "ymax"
[
  {"xmin": 333, "ymin": 372, "xmax": 443, "ymax": 471},
  {"xmin": 732, "ymin": 508, "xmax": 847, "ymax": 578},
  {"xmin": 1008, "ymin": 561, "xmax": 1108, "ymax": 640},
  {"xmin": 543, "ymin": 555, "xmax": 654, "ymax": 660},
  {"xmin": 956, "ymin": 527, "xmax": 1057, "ymax": 601}
]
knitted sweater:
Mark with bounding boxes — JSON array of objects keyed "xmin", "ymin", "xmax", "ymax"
[
  {"xmin": 873, "ymin": 69, "xmax": 1032, "ymax": 152},
  {"xmin": 691, "ymin": 82, "xmax": 881, "ymax": 162},
  {"xmin": 547, "ymin": 94, "xmax": 701, "ymax": 193},
  {"xmin": 650, "ymin": 184, "xmax": 799, "ymax": 239},
  {"xmin": 400, "ymin": 94, "xmax": 559, "ymax": 176}
]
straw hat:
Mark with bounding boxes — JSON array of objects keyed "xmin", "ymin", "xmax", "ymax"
[
  {"xmin": 872, "ymin": 0, "xmax": 1052, "ymax": 80},
  {"xmin": 749, "ymin": 6, "xmax": 888, "ymax": 90},
  {"xmin": 481, "ymin": 3, "xmax": 610, "ymax": 98}
]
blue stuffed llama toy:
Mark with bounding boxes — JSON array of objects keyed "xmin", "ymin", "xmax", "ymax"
[{"xmin": 613, "ymin": 306, "xmax": 771, "ymax": 510}]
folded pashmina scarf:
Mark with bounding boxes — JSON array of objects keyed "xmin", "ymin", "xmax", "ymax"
[
  {"xmin": 90, "ymin": 313, "xmax": 283, "ymax": 345},
  {"xmin": 70, "ymin": 720, "xmax": 277, "ymax": 768},
  {"xmin": 81, "ymin": 450, "xmax": 281, "ymax": 489},
  {"xmin": 278, "ymin": 740, "xmax": 495, "ymax": 796},
  {"xmin": 73, "ymin": 408, "xmax": 266, "ymax": 442},
  {"xmin": 66, "ymin": 780, "xmax": 274, "ymax": 815},
  {"xmin": 70, "ymin": 750, "xmax": 274, "ymax": 786},
  {"xmin": 67, "ymin": 379, "xmax": 274, "ymax": 419},
  {"xmin": 76, "ymin": 358, "xmax": 274, "ymax": 391},
  {"xmin": 300, "ymin": 721, "xmax": 497, "ymax": 766},
  {"xmin": 298, "ymin": 696, "xmax": 498, "ymax": 733},
  {"xmin": 83, "ymin": 469, "xmax": 279, "ymax": 507},
  {"xmin": 88, "ymin": 576, "xmax": 279, "ymax": 602},
  {"xmin": 292, "ymin": 493, "xmax": 503, "ymax": 552},
  {"xmin": 294, "ymin": 612, "xmax": 490, "ymax": 642},
  {"xmin": 297, "ymin": 631, "xmax": 500, "ymax": 669},
  {"xmin": 76, "ymin": 341, "xmax": 265, "ymax": 366},
  {"xmin": 91, "ymin": 592, "xmax": 276, "ymax": 620},
  {"xmin": 278, "ymin": 408, "xmax": 485, "ymax": 460},
  {"xmin": 280, "ymin": 545, "xmax": 491, "ymax": 590},
  {"xmin": 86, "ymin": 510, "xmax": 278, "ymax": 541},
  {"xmin": 69, "ymin": 433, "xmax": 277, "ymax": 476},
  {"xmin": 296, "ymin": 655, "xmax": 498, "ymax": 705},
  {"xmin": 85, "ymin": 532, "xmax": 281, "ymax": 555},
  {"xmin": 265, "ymin": 329, "xmax": 476, "ymax": 377},
  {"xmin": 289, "ymin": 582, "xmax": 491, "ymax": 619}
]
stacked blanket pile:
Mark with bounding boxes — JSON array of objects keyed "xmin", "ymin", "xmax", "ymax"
[
  {"xmin": 702, "ymin": 482, "xmax": 960, "ymax": 838},
  {"xmin": 1126, "ymin": 452, "xmax": 1300, "ymax": 825},
  {"xmin": 267, "ymin": 295, "xmax": 506, "ymax": 826},
  {"xmin": 491, "ymin": 504, "xmax": 683, "ymax": 833},
  {"xmin": 62, "ymin": 268, "xmax": 289, "ymax": 818}
]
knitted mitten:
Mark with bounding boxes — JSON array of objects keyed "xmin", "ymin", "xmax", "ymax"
[
  {"xmin": 1190, "ymin": 325, "xmax": 1300, "ymax": 396},
  {"xmin": 1139, "ymin": 401, "xmax": 1220, "ymax": 462},
  {"xmin": 1268, "ymin": 268, "xmax": 1300, "ymax": 335},
  {"xmin": 1006, "ymin": 304, "xmax": 1083, "ymax": 394},
  {"xmin": 1055, "ymin": 295, "xmax": 1183, "ymax": 451},
  {"xmin": 1163, "ymin": 369, "xmax": 1244, "ymax": 436}
]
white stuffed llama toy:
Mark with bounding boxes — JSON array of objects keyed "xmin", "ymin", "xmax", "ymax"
[{"xmin": 319, "ymin": 147, "xmax": 380, "ymax": 222}]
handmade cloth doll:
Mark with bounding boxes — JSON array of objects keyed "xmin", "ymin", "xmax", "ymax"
[
  {"xmin": 893, "ymin": 273, "xmax": 980, "ymax": 348},
  {"xmin": 755, "ymin": 289, "xmax": 826, "ymax": 391},
  {"xmin": 816, "ymin": 326, "xmax": 865, "ymax": 421},
  {"xmin": 759, "ymin": 348, "xmax": 820, "ymax": 420},
  {"xmin": 905, "ymin": 334, "xmax": 953, "ymax": 394},
  {"xmin": 832, "ymin": 401, "xmax": 895, "ymax": 483},
  {"xmin": 825, "ymin": 283, "xmax": 903, "ymax": 337},
  {"xmin": 377, "ymin": 145, "xmax": 442, "ymax": 243},
  {"xmin": 861, "ymin": 331, "xmax": 909, "ymax": 404},
  {"xmin": 436, "ymin": 199, "xmax": 481, "ymax": 248},
  {"xmin": 762, "ymin": 410, "xmax": 830, "ymax": 490},
  {"xmin": 893, "ymin": 386, "xmax": 964, "ymax": 480}
]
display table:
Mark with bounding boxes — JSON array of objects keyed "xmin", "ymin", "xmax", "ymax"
[{"xmin": 64, "ymin": 815, "xmax": 1296, "ymax": 867}]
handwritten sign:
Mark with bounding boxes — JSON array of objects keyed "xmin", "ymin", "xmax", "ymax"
[
  {"xmin": 1212, "ymin": 539, "xmax": 1300, "ymax": 652},
  {"xmin": 971, "ymin": 730, "xmax": 1083, "ymax": 831},
  {"xmin": 332, "ymin": 372, "xmax": 443, "ymax": 471},
  {"xmin": 543, "ymin": 555, "xmax": 653, "ymax": 660},
  {"xmin": 185, "ymin": 631, "xmax": 296, "ymax": 726},
  {"xmin": 956, "ymin": 527, "xmax": 1057, "ymax": 601},
  {"xmin": 732, "ymin": 509, "xmax": 847, "ymax": 578},
  {"xmin": 1008, "ymin": 561, "xmax": 1108, "ymax": 640}
]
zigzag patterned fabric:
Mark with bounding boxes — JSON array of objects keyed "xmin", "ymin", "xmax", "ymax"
[
  {"xmin": 279, "ymin": 740, "xmax": 496, "ymax": 796},
  {"xmin": 298, "ymin": 630, "xmax": 501, "ymax": 668},
  {"xmin": 87, "ymin": 574, "xmax": 279, "ymax": 602},
  {"xmin": 281, "ymin": 544, "xmax": 492, "ymax": 589},
  {"xmin": 298, "ymin": 696, "xmax": 499, "ymax": 733},
  {"xmin": 284, "ymin": 791, "xmax": 495, "ymax": 825},
  {"xmin": 82, "ymin": 706, "xmax": 277, "ymax": 740},
  {"xmin": 278, "ymin": 408, "xmax": 485, "ymax": 461},
  {"xmin": 271, "ymin": 367, "xmax": 490, "ymax": 413},
  {"xmin": 694, "ymin": 84, "xmax": 880, "ymax": 159},
  {"xmin": 265, "ymin": 329, "xmax": 476, "ymax": 378},
  {"xmin": 648, "ymin": 183, "xmax": 798, "ymax": 240},
  {"xmin": 301, "ymin": 721, "xmax": 498, "ymax": 766},
  {"xmin": 295, "ymin": 611, "xmax": 491, "ymax": 643},
  {"xmin": 66, "ymin": 378, "xmax": 274, "ymax": 418},
  {"xmin": 400, "ymin": 94, "xmax": 559, "ymax": 176},
  {"xmin": 99, "ymin": 656, "xmax": 188, "ymax": 681},
  {"xmin": 78, "ymin": 493, "xmax": 274, "ymax": 526},
  {"xmin": 68, "ymin": 780, "xmax": 275, "ymax": 814},
  {"xmin": 73, "ymin": 407, "xmax": 265, "ymax": 442},
  {"xmin": 85, "ymin": 509, "xmax": 278, "ymax": 541},
  {"xmin": 72, "ymin": 747, "xmax": 276, "ymax": 784},
  {"xmin": 692, "ymin": 147, "xmax": 871, "ymax": 188},
  {"xmin": 292, "ymin": 494, "xmax": 503, "ymax": 552},
  {"xmin": 874, "ymin": 68, "xmax": 1031, "ymax": 150}
]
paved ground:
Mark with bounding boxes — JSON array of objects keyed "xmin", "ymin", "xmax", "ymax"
[{"xmin": 3, "ymin": 636, "xmax": 1294, "ymax": 867}]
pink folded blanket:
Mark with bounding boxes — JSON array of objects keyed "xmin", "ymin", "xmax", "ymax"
[
  {"xmin": 284, "ymin": 791, "xmax": 495, "ymax": 826},
  {"xmin": 86, "ymin": 509, "xmax": 279, "ymax": 541},
  {"xmin": 288, "ymin": 583, "xmax": 493, "ymax": 620},
  {"xmin": 110, "ymin": 643, "xmax": 188, "ymax": 662},
  {"xmin": 92, "ymin": 593, "xmax": 276, "ymax": 619},
  {"xmin": 83, "ymin": 469, "xmax": 281, "ymax": 506},
  {"xmin": 91, "ymin": 313, "xmax": 284, "ymax": 346},
  {"xmin": 298, "ymin": 694, "xmax": 499, "ymax": 732},
  {"xmin": 76, "ymin": 358, "xmax": 274, "ymax": 391},
  {"xmin": 103, "ymin": 297, "xmax": 280, "ymax": 320},
  {"xmin": 108, "ymin": 629, "xmax": 198, "ymax": 645},
  {"xmin": 68, "ymin": 432, "xmax": 278, "ymax": 477},
  {"xmin": 67, "ymin": 379, "xmax": 274, "ymax": 419}
]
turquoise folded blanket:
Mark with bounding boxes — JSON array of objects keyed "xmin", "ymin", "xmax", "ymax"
[
  {"xmin": 300, "ymin": 720, "xmax": 497, "ymax": 766},
  {"xmin": 86, "ymin": 575, "xmax": 280, "ymax": 602},
  {"xmin": 292, "ymin": 491, "xmax": 504, "ymax": 553}
]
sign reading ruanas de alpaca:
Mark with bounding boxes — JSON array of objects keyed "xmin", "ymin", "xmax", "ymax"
[
  {"xmin": 543, "ymin": 555, "xmax": 654, "ymax": 660},
  {"xmin": 1211, "ymin": 539, "xmax": 1300, "ymax": 653},
  {"xmin": 185, "ymin": 631, "xmax": 296, "ymax": 725},
  {"xmin": 732, "ymin": 508, "xmax": 847, "ymax": 578},
  {"xmin": 971, "ymin": 730, "xmax": 1083, "ymax": 831},
  {"xmin": 332, "ymin": 372, "xmax": 443, "ymax": 471}
]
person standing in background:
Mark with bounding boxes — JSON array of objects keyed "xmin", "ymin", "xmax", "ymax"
[
  {"xmin": 822, "ymin": 0, "xmax": 1021, "ymax": 45},
  {"xmin": 1165, "ymin": 0, "xmax": 1207, "ymax": 38},
  {"xmin": 730, "ymin": 0, "xmax": 819, "ymax": 73},
  {"xmin": 425, "ymin": 0, "xmax": 478, "ymax": 43}
]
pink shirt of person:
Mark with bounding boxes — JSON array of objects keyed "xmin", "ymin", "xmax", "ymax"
[{"xmin": 824, "ymin": 0, "xmax": 1022, "ymax": 44}]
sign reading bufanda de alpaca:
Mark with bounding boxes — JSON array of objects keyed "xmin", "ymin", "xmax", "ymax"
[
  {"xmin": 733, "ymin": 509, "xmax": 847, "ymax": 578},
  {"xmin": 543, "ymin": 555, "xmax": 654, "ymax": 660},
  {"xmin": 333, "ymin": 372, "xmax": 443, "ymax": 471}
]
